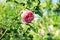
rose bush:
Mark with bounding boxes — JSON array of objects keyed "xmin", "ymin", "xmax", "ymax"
[{"xmin": 0, "ymin": 0, "xmax": 60, "ymax": 40}]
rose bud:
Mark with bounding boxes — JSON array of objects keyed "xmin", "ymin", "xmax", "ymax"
[
  {"xmin": 38, "ymin": 29, "xmax": 45, "ymax": 36},
  {"xmin": 48, "ymin": 25, "xmax": 53, "ymax": 32},
  {"xmin": 55, "ymin": 30, "xmax": 60, "ymax": 36},
  {"xmin": 21, "ymin": 10, "xmax": 34, "ymax": 23}
]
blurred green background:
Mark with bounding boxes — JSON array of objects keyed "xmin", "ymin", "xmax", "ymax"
[{"xmin": 0, "ymin": 0, "xmax": 60, "ymax": 40}]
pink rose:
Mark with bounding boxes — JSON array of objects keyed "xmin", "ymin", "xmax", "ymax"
[{"xmin": 21, "ymin": 10, "xmax": 34, "ymax": 23}]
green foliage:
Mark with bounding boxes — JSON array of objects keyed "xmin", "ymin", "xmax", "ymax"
[{"xmin": 0, "ymin": 0, "xmax": 60, "ymax": 40}]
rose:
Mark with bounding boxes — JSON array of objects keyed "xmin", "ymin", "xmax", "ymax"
[{"xmin": 21, "ymin": 10, "xmax": 34, "ymax": 23}]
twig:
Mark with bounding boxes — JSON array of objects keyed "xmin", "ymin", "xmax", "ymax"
[{"xmin": 0, "ymin": 29, "xmax": 8, "ymax": 40}]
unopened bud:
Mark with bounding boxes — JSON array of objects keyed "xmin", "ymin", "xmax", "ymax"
[
  {"xmin": 39, "ymin": 29, "xmax": 45, "ymax": 36},
  {"xmin": 48, "ymin": 25, "xmax": 53, "ymax": 32}
]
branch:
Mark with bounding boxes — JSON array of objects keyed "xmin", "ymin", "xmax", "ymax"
[{"xmin": 0, "ymin": 29, "xmax": 8, "ymax": 40}]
